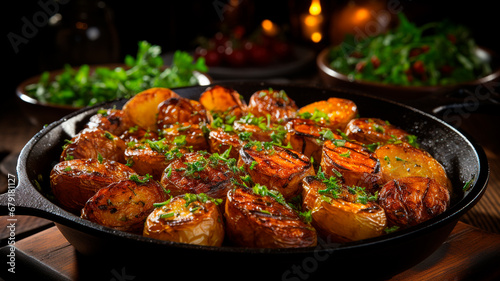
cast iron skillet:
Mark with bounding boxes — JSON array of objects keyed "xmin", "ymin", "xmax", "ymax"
[{"xmin": 0, "ymin": 82, "xmax": 489, "ymax": 280}]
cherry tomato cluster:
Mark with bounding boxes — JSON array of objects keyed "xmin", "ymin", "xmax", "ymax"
[{"xmin": 194, "ymin": 29, "xmax": 294, "ymax": 68}]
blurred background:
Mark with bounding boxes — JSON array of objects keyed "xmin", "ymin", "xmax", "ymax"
[{"xmin": 5, "ymin": 0, "xmax": 500, "ymax": 93}]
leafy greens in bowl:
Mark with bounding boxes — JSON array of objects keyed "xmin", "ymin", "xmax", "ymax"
[
  {"xmin": 327, "ymin": 14, "xmax": 493, "ymax": 87},
  {"xmin": 22, "ymin": 41, "xmax": 209, "ymax": 108}
]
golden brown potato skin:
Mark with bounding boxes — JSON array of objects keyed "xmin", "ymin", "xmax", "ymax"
[
  {"xmin": 160, "ymin": 123, "xmax": 209, "ymax": 151},
  {"xmin": 81, "ymin": 178, "xmax": 168, "ymax": 233},
  {"xmin": 86, "ymin": 109, "xmax": 134, "ymax": 136},
  {"xmin": 225, "ymin": 187, "xmax": 317, "ymax": 248},
  {"xmin": 124, "ymin": 139, "xmax": 189, "ymax": 181},
  {"xmin": 208, "ymin": 128, "xmax": 243, "ymax": 160},
  {"xmin": 302, "ymin": 176, "xmax": 386, "ymax": 242},
  {"xmin": 143, "ymin": 195, "xmax": 224, "ymax": 246},
  {"xmin": 378, "ymin": 177, "xmax": 450, "ymax": 227},
  {"xmin": 247, "ymin": 89, "xmax": 297, "ymax": 123},
  {"xmin": 345, "ymin": 118, "xmax": 410, "ymax": 145},
  {"xmin": 321, "ymin": 139, "xmax": 382, "ymax": 193},
  {"xmin": 199, "ymin": 85, "xmax": 247, "ymax": 122},
  {"xmin": 60, "ymin": 127, "xmax": 127, "ymax": 163},
  {"xmin": 238, "ymin": 143, "xmax": 315, "ymax": 200},
  {"xmin": 120, "ymin": 127, "xmax": 160, "ymax": 143},
  {"xmin": 122, "ymin": 87, "xmax": 180, "ymax": 131},
  {"xmin": 298, "ymin": 98, "xmax": 358, "ymax": 130},
  {"xmin": 375, "ymin": 143, "xmax": 452, "ymax": 192},
  {"xmin": 50, "ymin": 158, "xmax": 136, "ymax": 213},
  {"xmin": 284, "ymin": 118, "xmax": 333, "ymax": 164},
  {"xmin": 157, "ymin": 97, "xmax": 208, "ymax": 129},
  {"xmin": 160, "ymin": 151, "xmax": 240, "ymax": 200}
]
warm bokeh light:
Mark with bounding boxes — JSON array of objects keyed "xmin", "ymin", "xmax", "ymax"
[
  {"xmin": 309, "ymin": 0, "xmax": 322, "ymax": 16},
  {"xmin": 353, "ymin": 8, "xmax": 370, "ymax": 24},
  {"xmin": 311, "ymin": 32, "xmax": 322, "ymax": 42},
  {"xmin": 261, "ymin": 19, "xmax": 278, "ymax": 36},
  {"xmin": 304, "ymin": 15, "xmax": 319, "ymax": 27}
]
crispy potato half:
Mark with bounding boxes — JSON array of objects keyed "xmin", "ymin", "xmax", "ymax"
[
  {"xmin": 124, "ymin": 138, "xmax": 192, "ymax": 181},
  {"xmin": 375, "ymin": 143, "xmax": 452, "ymax": 192},
  {"xmin": 208, "ymin": 128, "xmax": 244, "ymax": 160},
  {"xmin": 321, "ymin": 139, "xmax": 382, "ymax": 193},
  {"xmin": 160, "ymin": 123, "xmax": 209, "ymax": 151},
  {"xmin": 60, "ymin": 127, "xmax": 127, "ymax": 163},
  {"xmin": 143, "ymin": 194, "xmax": 225, "ymax": 246},
  {"xmin": 378, "ymin": 177, "xmax": 450, "ymax": 227},
  {"xmin": 86, "ymin": 108, "xmax": 134, "ymax": 136},
  {"xmin": 284, "ymin": 118, "xmax": 333, "ymax": 165},
  {"xmin": 345, "ymin": 118, "xmax": 412, "ymax": 145},
  {"xmin": 199, "ymin": 85, "xmax": 247, "ymax": 122},
  {"xmin": 238, "ymin": 142, "xmax": 315, "ymax": 200},
  {"xmin": 160, "ymin": 150, "xmax": 241, "ymax": 200},
  {"xmin": 247, "ymin": 88, "xmax": 298, "ymax": 123},
  {"xmin": 302, "ymin": 176, "xmax": 386, "ymax": 242},
  {"xmin": 225, "ymin": 187, "xmax": 317, "ymax": 248},
  {"xmin": 298, "ymin": 97, "xmax": 358, "ymax": 130},
  {"xmin": 81, "ymin": 176, "xmax": 168, "ymax": 233},
  {"xmin": 50, "ymin": 158, "xmax": 136, "ymax": 213},
  {"xmin": 122, "ymin": 87, "xmax": 179, "ymax": 131},
  {"xmin": 157, "ymin": 97, "xmax": 208, "ymax": 129}
]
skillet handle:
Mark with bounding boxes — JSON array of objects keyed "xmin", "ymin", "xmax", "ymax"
[{"xmin": 0, "ymin": 175, "xmax": 62, "ymax": 221}]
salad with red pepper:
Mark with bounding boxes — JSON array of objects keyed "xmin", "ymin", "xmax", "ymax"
[{"xmin": 328, "ymin": 14, "xmax": 492, "ymax": 86}]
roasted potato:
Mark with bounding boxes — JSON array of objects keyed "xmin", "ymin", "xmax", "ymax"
[
  {"xmin": 284, "ymin": 118, "xmax": 334, "ymax": 164},
  {"xmin": 247, "ymin": 88, "xmax": 297, "ymax": 123},
  {"xmin": 208, "ymin": 128, "xmax": 244, "ymax": 160},
  {"xmin": 86, "ymin": 108, "xmax": 134, "ymax": 136},
  {"xmin": 60, "ymin": 127, "xmax": 127, "ymax": 163},
  {"xmin": 160, "ymin": 123, "xmax": 209, "ymax": 151},
  {"xmin": 321, "ymin": 139, "xmax": 382, "ymax": 193},
  {"xmin": 302, "ymin": 176, "xmax": 386, "ymax": 242},
  {"xmin": 225, "ymin": 186, "xmax": 317, "ymax": 248},
  {"xmin": 50, "ymin": 158, "xmax": 136, "ymax": 213},
  {"xmin": 160, "ymin": 151, "xmax": 241, "ymax": 201},
  {"xmin": 298, "ymin": 97, "xmax": 358, "ymax": 130},
  {"xmin": 81, "ymin": 176, "xmax": 169, "ymax": 233},
  {"xmin": 143, "ymin": 194, "xmax": 224, "ymax": 246},
  {"xmin": 375, "ymin": 143, "xmax": 452, "ymax": 192},
  {"xmin": 122, "ymin": 87, "xmax": 179, "ymax": 130},
  {"xmin": 199, "ymin": 85, "xmax": 247, "ymax": 122},
  {"xmin": 120, "ymin": 126, "xmax": 160, "ymax": 143},
  {"xmin": 378, "ymin": 177, "xmax": 450, "ymax": 227},
  {"xmin": 124, "ymin": 139, "xmax": 191, "ymax": 181},
  {"xmin": 345, "ymin": 118, "xmax": 413, "ymax": 145},
  {"xmin": 238, "ymin": 142, "xmax": 315, "ymax": 200},
  {"xmin": 157, "ymin": 97, "xmax": 208, "ymax": 129}
]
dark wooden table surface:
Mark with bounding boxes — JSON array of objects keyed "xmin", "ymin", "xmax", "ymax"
[{"xmin": 1, "ymin": 69, "xmax": 500, "ymax": 280}]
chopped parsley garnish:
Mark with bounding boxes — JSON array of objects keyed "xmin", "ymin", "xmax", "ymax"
[
  {"xmin": 298, "ymin": 109, "xmax": 329, "ymax": 123},
  {"xmin": 172, "ymin": 135, "xmax": 187, "ymax": 146},
  {"xmin": 384, "ymin": 226, "xmax": 400, "ymax": 234},
  {"xmin": 252, "ymin": 183, "xmax": 287, "ymax": 206},
  {"xmin": 183, "ymin": 193, "xmax": 223, "ymax": 206},
  {"xmin": 339, "ymin": 151, "xmax": 351, "ymax": 158},
  {"xmin": 463, "ymin": 174, "xmax": 476, "ymax": 191},
  {"xmin": 159, "ymin": 212, "xmax": 175, "ymax": 219},
  {"xmin": 129, "ymin": 174, "xmax": 153, "ymax": 184}
]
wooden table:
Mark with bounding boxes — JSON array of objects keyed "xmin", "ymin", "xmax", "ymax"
[{"xmin": 1, "ymin": 74, "xmax": 500, "ymax": 280}]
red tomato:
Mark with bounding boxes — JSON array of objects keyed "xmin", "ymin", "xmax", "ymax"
[
  {"xmin": 412, "ymin": 60, "xmax": 426, "ymax": 75},
  {"xmin": 370, "ymin": 56, "xmax": 381, "ymax": 68}
]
